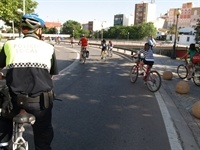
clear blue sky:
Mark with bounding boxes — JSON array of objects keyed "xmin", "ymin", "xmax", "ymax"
[{"xmin": 35, "ymin": 0, "xmax": 200, "ymax": 25}]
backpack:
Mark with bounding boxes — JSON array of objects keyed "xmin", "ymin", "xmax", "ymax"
[{"xmin": 192, "ymin": 53, "xmax": 200, "ymax": 64}]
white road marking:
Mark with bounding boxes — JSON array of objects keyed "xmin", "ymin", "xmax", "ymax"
[
  {"xmin": 53, "ymin": 45, "xmax": 183, "ymax": 149},
  {"xmin": 53, "ymin": 46, "xmax": 80, "ymax": 81},
  {"xmin": 155, "ymin": 92, "xmax": 183, "ymax": 150},
  {"xmin": 112, "ymin": 49, "xmax": 183, "ymax": 150}
]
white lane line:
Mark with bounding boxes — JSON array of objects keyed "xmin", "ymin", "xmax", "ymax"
[
  {"xmin": 53, "ymin": 47, "xmax": 80, "ymax": 81},
  {"xmin": 59, "ymin": 47, "xmax": 79, "ymax": 74},
  {"xmin": 118, "ymin": 51, "xmax": 183, "ymax": 150},
  {"xmin": 53, "ymin": 47, "xmax": 182, "ymax": 150},
  {"xmin": 155, "ymin": 92, "xmax": 183, "ymax": 150}
]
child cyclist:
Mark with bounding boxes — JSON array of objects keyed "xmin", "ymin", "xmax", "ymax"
[
  {"xmin": 101, "ymin": 39, "xmax": 107, "ymax": 59},
  {"xmin": 132, "ymin": 43, "xmax": 154, "ymax": 81},
  {"xmin": 181, "ymin": 43, "xmax": 198, "ymax": 80}
]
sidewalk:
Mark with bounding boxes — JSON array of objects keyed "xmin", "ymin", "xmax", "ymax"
[{"xmin": 153, "ymin": 54, "xmax": 200, "ymax": 150}]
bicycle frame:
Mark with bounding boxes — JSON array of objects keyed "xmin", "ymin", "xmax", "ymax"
[
  {"xmin": 177, "ymin": 58, "xmax": 200, "ymax": 86},
  {"xmin": 11, "ymin": 109, "xmax": 35, "ymax": 150},
  {"xmin": 80, "ymin": 47, "xmax": 87, "ymax": 64},
  {"xmin": 101, "ymin": 50, "xmax": 107, "ymax": 61},
  {"xmin": 134, "ymin": 58, "xmax": 151, "ymax": 78},
  {"xmin": 130, "ymin": 56, "xmax": 161, "ymax": 92}
]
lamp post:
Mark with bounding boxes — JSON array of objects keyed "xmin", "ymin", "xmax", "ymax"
[
  {"xmin": 9, "ymin": 21, "xmax": 15, "ymax": 39},
  {"xmin": 16, "ymin": 9, "xmax": 24, "ymax": 37},
  {"xmin": 127, "ymin": 32, "xmax": 129, "ymax": 41},
  {"xmin": 171, "ymin": 8, "xmax": 181, "ymax": 59},
  {"xmin": 23, "ymin": 0, "xmax": 25, "ymax": 14},
  {"xmin": 101, "ymin": 21, "xmax": 106, "ymax": 40}
]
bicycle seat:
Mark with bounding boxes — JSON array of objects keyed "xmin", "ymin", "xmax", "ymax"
[{"xmin": 13, "ymin": 109, "xmax": 35, "ymax": 124}]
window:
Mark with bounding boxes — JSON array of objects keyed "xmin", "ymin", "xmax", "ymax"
[{"xmin": 187, "ymin": 37, "xmax": 190, "ymax": 42}]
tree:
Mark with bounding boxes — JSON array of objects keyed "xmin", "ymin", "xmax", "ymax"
[
  {"xmin": 0, "ymin": 0, "xmax": 38, "ymax": 31},
  {"xmin": 195, "ymin": 19, "xmax": 200, "ymax": 44},
  {"xmin": 168, "ymin": 24, "xmax": 176, "ymax": 34},
  {"xmin": 61, "ymin": 20, "xmax": 91, "ymax": 38},
  {"xmin": 101, "ymin": 22, "xmax": 157, "ymax": 40},
  {"xmin": 61, "ymin": 20, "xmax": 81, "ymax": 37},
  {"xmin": 43, "ymin": 27, "xmax": 57, "ymax": 34}
]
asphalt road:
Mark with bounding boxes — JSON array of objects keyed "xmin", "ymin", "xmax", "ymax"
[{"xmin": 46, "ymin": 44, "xmax": 171, "ymax": 150}]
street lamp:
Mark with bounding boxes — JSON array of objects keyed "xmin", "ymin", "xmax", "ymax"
[
  {"xmin": 16, "ymin": 8, "xmax": 24, "ymax": 37},
  {"xmin": 9, "ymin": 21, "xmax": 15, "ymax": 39},
  {"xmin": 23, "ymin": 0, "xmax": 25, "ymax": 14},
  {"xmin": 171, "ymin": 8, "xmax": 182, "ymax": 59},
  {"xmin": 127, "ymin": 32, "xmax": 129, "ymax": 41},
  {"xmin": 101, "ymin": 21, "xmax": 106, "ymax": 40}
]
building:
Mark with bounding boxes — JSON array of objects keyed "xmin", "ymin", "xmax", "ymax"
[
  {"xmin": 166, "ymin": 27, "xmax": 196, "ymax": 45},
  {"xmin": 134, "ymin": 1, "xmax": 156, "ymax": 25},
  {"xmin": 84, "ymin": 20, "xmax": 109, "ymax": 32},
  {"xmin": 114, "ymin": 14, "xmax": 125, "ymax": 26},
  {"xmin": 127, "ymin": 14, "xmax": 134, "ymax": 26},
  {"xmin": 45, "ymin": 22, "xmax": 62, "ymax": 34},
  {"xmin": 167, "ymin": 2, "xmax": 200, "ymax": 28}
]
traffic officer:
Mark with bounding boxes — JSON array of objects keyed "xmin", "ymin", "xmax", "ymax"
[{"xmin": 0, "ymin": 14, "xmax": 58, "ymax": 150}]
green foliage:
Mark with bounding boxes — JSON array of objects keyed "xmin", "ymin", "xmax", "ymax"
[
  {"xmin": 99, "ymin": 22, "xmax": 156, "ymax": 40},
  {"xmin": 168, "ymin": 24, "xmax": 176, "ymax": 34},
  {"xmin": 0, "ymin": 0, "xmax": 38, "ymax": 31},
  {"xmin": 43, "ymin": 27, "xmax": 57, "ymax": 34},
  {"xmin": 61, "ymin": 20, "xmax": 82, "ymax": 38}
]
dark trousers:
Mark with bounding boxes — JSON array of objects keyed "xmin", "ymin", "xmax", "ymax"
[{"xmin": 0, "ymin": 101, "xmax": 54, "ymax": 150}]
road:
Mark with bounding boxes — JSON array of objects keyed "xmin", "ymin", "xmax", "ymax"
[{"xmin": 46, "ymin": 43, "xmax": 172, "ymax": 150}]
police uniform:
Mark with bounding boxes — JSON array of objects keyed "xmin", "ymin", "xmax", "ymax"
[{"xmin": 0, "ymin": 36, "xmax": 58, "ymax": 150}]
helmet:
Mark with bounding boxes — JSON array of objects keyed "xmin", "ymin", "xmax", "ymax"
[
  {"xmin": 81, "ymin": 34, "xmax": 85, "ymax": 37},
  {"xmin": 21, "ymin": 14, "xmax": 45, "ymax": 31}
]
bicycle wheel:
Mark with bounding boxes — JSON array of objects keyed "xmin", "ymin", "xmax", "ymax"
[
  {"xmin": 177, "ymin": 64, "xmax": 188, "ymax": 79},
  {"xmin": 103, "ymin": 51, "xmax": 107, "ymax": 61},
  {"xmin": 146, "ymin": 70, "xmax": 161, "ymax": 92},
  {"xmin": 82, "ymin": 51, "xmax": 86, "ymax": 64},
  {"xmin": 193, "ymin": 70, "xmax": 200, "ymax": 86},
  {"xmin": 130, "ymin": 65, "xmax": 138, "ymax": 83}
]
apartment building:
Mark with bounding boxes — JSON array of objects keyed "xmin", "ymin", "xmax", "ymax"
[
  {"xmin": 134, "ymin": 2, "xmax": 156, "ymax": 25},
  {"xmin": 167, "ymin": 2, "xmax": 200, "ymax": 28},
  {"xmin": 114, "ymin": 14, "xmax": 127, "ymax": 26}
]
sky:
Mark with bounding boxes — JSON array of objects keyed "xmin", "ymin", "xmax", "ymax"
[{"xmin": 35, "ymin": 0, "xmax": 200, "ymax": 26}]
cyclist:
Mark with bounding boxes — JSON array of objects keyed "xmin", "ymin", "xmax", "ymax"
[
  {"xmin": 70, "ymin": 36, "xmax": 74, "ymax": 47},
  {"xmin": 0, "ymin": 14, "xmax": 58, "ymax": 150},
  {"xmin": 101, "ymin": 39, "xmax": 107, "ymax": 59},
  {"xmin": 180, "ymin": 43, "xmax": 198, "ymax": 80},
  {"xmin": 78, "ymin": 34, "xmax": 88, "ymax": 60},
  {"xmin": 132, "ymin": 43, "xmax": 154, "ymax": 77},
  {"xmin": 107, "ymin": 40, "xmax": 113, "ymax": 57},
  {"xmin": 147, "ymin": 35, "xmax": 156, "ymax": 49}
]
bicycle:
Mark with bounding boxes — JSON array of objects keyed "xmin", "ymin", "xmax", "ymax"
[
  {"xmin": 107, "ymin": 46, "xmax": 113, "ymax": 57},
  {"xmin": 130, "ymin": 56, "xmax": 162, "ymax": 92},
  {"xmin": 101, "ymin": 50, "xmax": 107, "ymax": 62},
  {"xmin": 10, "ymin": 96, "xmax": 36, "ymax": 150},
  {"xmin": 177, "ymin": 58, "xmax": 200, "ymax": 86},
  {"xmin": 0, "ymin": 74, "xmax": 35, "ymax": 150},
  {"xmin": 80, "ymin": 47, "xmax": 89, "ymax": 64}
]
